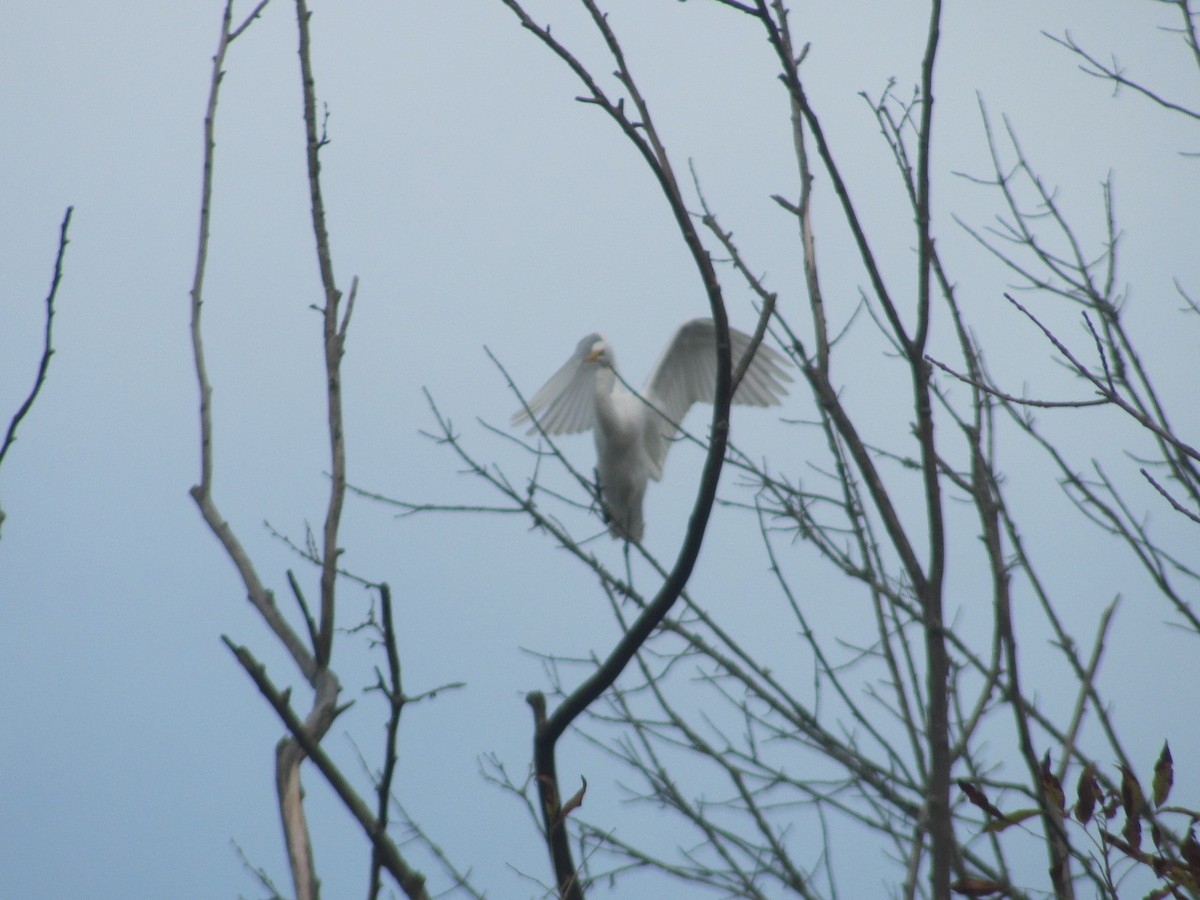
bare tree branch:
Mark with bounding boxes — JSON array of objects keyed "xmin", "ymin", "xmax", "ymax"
[
  {"xmin": 493, "ymin": 4, "xmax": 741, "ymax": 893},
  {"xmin": 223, "ymin": 638, "xmax": 430, "ymax": 900},
  {"xmin": 186, "ymin": 4, "xmax": 440, "ymax": 898},
  {"xmin": 1046, "ymin": 30, "xmax": 1200, "ymax": 121},
  {"xmin": 0, "ymin": 205, "xmax": 73, "ymax": 481}
]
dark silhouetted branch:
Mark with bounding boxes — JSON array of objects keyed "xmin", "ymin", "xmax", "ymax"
[{"xmin": 1, "ymin": 206, "xmax": 73, "ymax": 471}]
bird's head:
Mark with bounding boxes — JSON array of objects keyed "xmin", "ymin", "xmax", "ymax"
[{"xmin": 579, "ymin": 334, "xmax": 614, "ymax": 368}]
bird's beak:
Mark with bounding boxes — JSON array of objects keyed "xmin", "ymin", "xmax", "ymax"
[{"xmin": 585, "ymin": 348, "xmax": 603, "ymax": 363}]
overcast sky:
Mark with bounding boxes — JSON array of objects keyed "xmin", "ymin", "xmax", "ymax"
[{"xmin": 3, "ymin": 1, "xmax": 1198, "ymax": 897}]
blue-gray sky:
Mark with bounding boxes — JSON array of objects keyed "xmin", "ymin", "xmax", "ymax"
[{"xmin": 3, "ymin": 1, "xmax": 1198, "ymax": 896}]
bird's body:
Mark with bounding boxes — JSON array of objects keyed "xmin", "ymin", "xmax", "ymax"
[
  {"xmin": 591, "ymin": 368, "xmax": 652, "ymax": 541},
  {"xmin": 512, "ymin": 318, "xmax": 791, "ymax": 541}
]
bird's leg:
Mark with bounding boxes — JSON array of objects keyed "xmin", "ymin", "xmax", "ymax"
[
  {"xmin": 622, "ymin": 540, "xmax": 633, "ymax": 599},
  {"xmin": 592, "ymin": 466, "xmax": 609, "ymax": 525}
]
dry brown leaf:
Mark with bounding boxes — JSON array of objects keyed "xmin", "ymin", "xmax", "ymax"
[
  {"xmin": 1074, "ymin": 761, "xmax": 1099, "ymax": 826},
  {"xmin": 553, "ymin": 776, "xmax": 587, "ymax": 828},
  {"xmin": 1040, "ymin": 752, "xmax": 1065, "ymax": 813},
  {"xmin": 951, "ymin": 876, "xmax": 1007, "ymax": 897},
  {"xmin": 958, "ymin": 779, "xmax": 1004, "ymax": 819}
]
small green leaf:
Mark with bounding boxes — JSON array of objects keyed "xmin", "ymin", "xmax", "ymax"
[
  {"xmin": 1153, "ymin": 741, "xmax": 1173, "ymax": 808},
  {"xmin": 982, "ymin": 808, "xmax": 1040, "ymax": 833}
]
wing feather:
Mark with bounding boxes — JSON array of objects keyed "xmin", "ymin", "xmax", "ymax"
[
  {"xmin": 641, "ymin": 319, "xmax": 791, "ymax": 476},
  {"xmin": 511, "ymin": 333, "xmax": 602, "ymax": 435}
]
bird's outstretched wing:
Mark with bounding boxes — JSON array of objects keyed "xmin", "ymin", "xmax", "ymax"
[
  {"xmin": 511, "ymin": 332, "xmax": 603, "ymax": 435},
  {"xmin": 641, "ymin": 318, "xmax": 791, "ymax": 478}
]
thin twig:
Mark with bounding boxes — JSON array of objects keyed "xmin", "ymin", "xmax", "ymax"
[
  {"xmin": 1141, "ymin": 469, "xmax": 1200, "ymax": 524},
  {"xmin": 1046, "ymin": 30, "xmax": 1200, "ymax": 121},
  {"xmin": 0, "ymin": 206, "xmax": 73, "ymax": 470}
]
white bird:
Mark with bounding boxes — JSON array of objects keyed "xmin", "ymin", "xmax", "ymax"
[{"xmin": 512, "ymin": 318, "xmax": 791, "ymax": 541}]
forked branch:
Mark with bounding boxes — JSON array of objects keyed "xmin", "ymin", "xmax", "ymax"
[{"xmin": 187, "ymin": 2, "xmax": 430, "ymax": 898}]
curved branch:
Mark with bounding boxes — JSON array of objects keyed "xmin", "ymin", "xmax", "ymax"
[
  {"xmin": 0, "ymin": 205, "xmax": 72, "ymax": 472},
  {"xmin": 496, "ymin": 2, "xmax": 739, "ymax": 895}
]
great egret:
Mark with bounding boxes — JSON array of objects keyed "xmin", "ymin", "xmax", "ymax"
[{"xmin": 512, "ymin": 318, "xmax": 791, "ymax": 541}]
